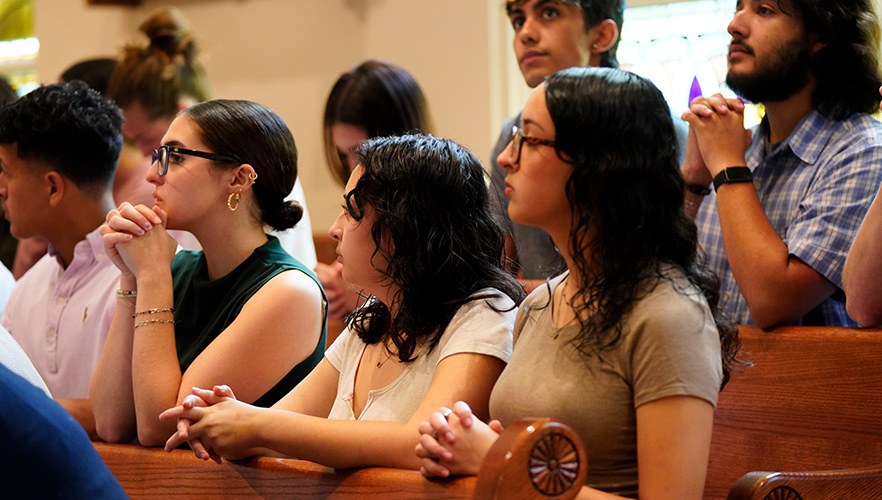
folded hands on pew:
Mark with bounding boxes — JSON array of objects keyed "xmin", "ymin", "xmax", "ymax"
[
  {"xmin": 415, "ymin": 401, "xmax": 503, "ymax": 478},
  {"xmin": 160, "ymin": 385, "xmax": 264, "ymax": 463}
]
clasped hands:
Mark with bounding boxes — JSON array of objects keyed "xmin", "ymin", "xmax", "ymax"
[
  {"xmin": 159, "ymin": 385, "xmax": 260, "ymax": 463},
  {"xmin": 414, "ymin": 401, "xmax": 503, "ymax": 478},
  {"xmin": 680, "ymin": 93, "xmax": 752, "ymax": 185},
  {"xmin": 100, "ymin": 202, "xmax": 176, "ymax": 277}
]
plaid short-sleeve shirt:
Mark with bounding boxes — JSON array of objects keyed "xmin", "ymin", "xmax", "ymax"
[{"xmin": 696, "ymin": 106, "xmax": 882, "ymax": 326}]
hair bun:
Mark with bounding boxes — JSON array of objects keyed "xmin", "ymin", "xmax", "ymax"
[
  {"xmin": 140, "ymin": 7, "xmax": 192, "ymax": 54},
  {"xmin": 265, "ymin": 199, "xmax": 304, "ymax": 232}
]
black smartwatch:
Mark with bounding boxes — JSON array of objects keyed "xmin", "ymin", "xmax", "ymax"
[{"xmin": 713, "ymin": 167, "xmax": 753, "ymax": 192}]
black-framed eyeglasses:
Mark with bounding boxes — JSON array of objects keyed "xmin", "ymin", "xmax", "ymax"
[
  {"xmin": 152, "ymin": 145, "xmax": 241, "ymax": 176},
  {"xmin": 511, "ymin": 125, "xmax": 556, "ymax": 164}
]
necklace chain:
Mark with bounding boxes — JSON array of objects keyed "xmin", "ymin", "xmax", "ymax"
[{"xmin": 376, "ymin": 345, "xmax": 394, "ymax": 368}]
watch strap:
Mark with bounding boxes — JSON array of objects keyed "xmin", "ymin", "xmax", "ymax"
[
  {"xmin": 685, "ymin": 183, "xmax": 712, "ymax": 196},
  {"xmin": 713, "ymin": 167, "xmax": 753, "ymax": 192}
]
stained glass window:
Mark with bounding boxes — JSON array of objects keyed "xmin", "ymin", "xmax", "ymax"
[{"xmin": 620, "ymin": 0, "xmax": 763, "ymax": 127}]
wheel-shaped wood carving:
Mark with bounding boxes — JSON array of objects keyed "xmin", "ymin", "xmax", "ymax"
[
  {"xmin": 764, "ymin": 486, "xmax": 802, "ymax": 500},
  {"xmin": 529, "ymin": 432, "xmax": 581, "ymax": 495}
]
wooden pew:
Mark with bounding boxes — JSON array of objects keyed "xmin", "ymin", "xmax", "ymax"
[
  {"xmin": 94, "ymin": 417, "xmax": 588, "ymax": 499},
  {"xmin": 95, "ymin": 325, "xmax": 882, "ymax": 499},
  {"xmin": 705, "ymin": 325, "xmax": 882, "ymax": 499}
]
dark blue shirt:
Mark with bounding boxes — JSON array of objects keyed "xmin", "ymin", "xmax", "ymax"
[{"xmin": 0, "ymin": 363, "xmax": 127, "ymax": 499}]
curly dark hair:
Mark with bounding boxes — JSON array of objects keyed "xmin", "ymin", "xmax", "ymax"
[
  {"xmin": 0, "ymin": 81, "xmax": 123, "ymax": 196},
  {"xmin": 182, "ymin": 99, "xmax": 302, "ymax": 232},
  {"xmin": 786, "ymin": 0, "xmax": 882, "ymax": 116},
  {"xmin": 505, "ymin": 0, "xmax": 624, "ymax": 68},
  {"xmin": 544, "ymin": 67, "xmax": 740, "ymax": 386},
  {"xmin": 345, "ymin": 134, "xmax": 524, "ymax": 362}
]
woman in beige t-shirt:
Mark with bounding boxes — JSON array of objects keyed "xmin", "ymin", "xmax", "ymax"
[{"xmin": 416, "ymin": 67, "xmax": 742, "ymax": 499}]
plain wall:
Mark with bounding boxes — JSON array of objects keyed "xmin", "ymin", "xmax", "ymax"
[{"xmin": 34, "ymin": 0, "xmax": 509, "ymax": 234}]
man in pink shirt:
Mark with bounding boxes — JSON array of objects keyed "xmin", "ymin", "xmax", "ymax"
[{"xmin": 0, "ymin": 81, "xmax": 123, "ymax": 437}]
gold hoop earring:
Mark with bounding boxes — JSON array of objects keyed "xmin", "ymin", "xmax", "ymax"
[
  {"xmin": 227, "ymin": 192, "xmax": 241, "ymax": 212},
  {"xmin": 249, "ymin": 171, "xmax": 258, "ymax": 183}
]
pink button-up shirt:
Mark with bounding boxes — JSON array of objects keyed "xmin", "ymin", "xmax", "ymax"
[{"xmin": 2, "ymin": 227, "xmax": 119, "ymax": 398}]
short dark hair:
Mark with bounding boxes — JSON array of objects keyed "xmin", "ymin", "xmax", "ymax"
[
  {"xmin": 181, "ymin": 99, "xmax": 302, "ymax": 232},
  {"xmin": 345, "ymin": 134, "xmax": 523, "ymax": 362},
  {"xmin": 323, "ymin": 60, "xmax": 433, "ymax": 187},
  {"xmin": 787, "ymin": 0, "xmax": 882, "ymax": 116},
  {"xmin": 505, "ymin": 0, "xmax": 624, "ymax": 68},
  {"xmin": 0, "ymin": 81, "xmax": 123, "ymax": 195},
  {"xmin": 544, "ymin": 67, "xmax": 739, "ymax": 386}
]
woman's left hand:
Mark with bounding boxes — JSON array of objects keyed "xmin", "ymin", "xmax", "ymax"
[
  {"xmin": 160, "ymin": 389, "xmax": 263, "ymax": 462},
  {"xmin": 161, "ymin": 385, "xmax": 236, "ymax": 462}
]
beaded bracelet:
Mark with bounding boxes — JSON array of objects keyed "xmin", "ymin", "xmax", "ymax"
[
  {"xmin": 116, "ymin": 289, "xmax": 137, "ymax": 308},
  {"xmin": 133, "ymin": 318, "xmax": 175, "ymax": 330},
  {"xmin": 132, "ymin": 307, "xmax": 175, "ymax": 318}
]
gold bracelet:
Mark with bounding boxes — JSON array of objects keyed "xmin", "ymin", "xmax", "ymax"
[
  {"xmin": 132, "ymin": 307, "xmax": 175, "ymax": 318},
  {"xmin": 133, "ymin": 318, "xmax": 175, "ymax": 330}
]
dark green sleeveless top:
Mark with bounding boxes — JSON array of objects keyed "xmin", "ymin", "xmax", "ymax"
[{"xmin": 170, "ymin": 235, "xmax": 326, "ymax": 407}]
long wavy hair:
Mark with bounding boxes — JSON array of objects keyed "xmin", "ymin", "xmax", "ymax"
[
  {"xmin": 787, "ymin": 0, "xmax": 882, "ymax": 116},
  {"xmin": 544, "ymin": 67, "xmax": 740, "ymax": 385},
  {"xmin": 345, "ymin": 134, "xmax": 523, "ymax": 362}
]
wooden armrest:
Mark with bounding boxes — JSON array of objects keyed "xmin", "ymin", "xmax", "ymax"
[
  {"xmin": 474, "ymin": 418, "xmax": 588, "ymax": 500},
  {"xmin": 728, "ymin": 465, "xmax": 882, "ymax": 500},
  {"xmin": 94, "ymin": 418, "xmax": 588, "ymax": 499}
]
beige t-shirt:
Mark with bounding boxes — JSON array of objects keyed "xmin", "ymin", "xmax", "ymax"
[
  {"xmin": 490, "ymin": 270, "xmax": 723, "ymax": 497},
  {"xmin": 326, "ymin": 289, "xmax": 515, "ymax": 422}
]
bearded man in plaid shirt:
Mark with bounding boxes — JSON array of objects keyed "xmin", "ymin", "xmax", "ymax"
[{"xmin": 680, "ymin": 0, "xmax": 882, "ymax": 327}]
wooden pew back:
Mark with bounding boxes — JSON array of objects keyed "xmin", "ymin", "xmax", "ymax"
[
  {"xmin": 704, "ymin": 326, "xmax": 882, "ymax": 499},
  {"xmin": 96, "ymin": 325, "xmax": 882, "ymax": 499}
]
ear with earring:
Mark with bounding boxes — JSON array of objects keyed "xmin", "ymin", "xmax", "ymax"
[
  {"xmin": 227, "ymin": 192, "xmax": 241, "ymax": 211},
  {"xmin": 228, "ymin": 171, "xmax": 258, "ymax": 212}
]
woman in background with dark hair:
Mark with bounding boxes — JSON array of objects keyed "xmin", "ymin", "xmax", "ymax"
[
  {"xmin": 416, "ymin": 67, "xmax": 740, "ymax": 499},
  {"xmin": 322, "ymin": 59, "xmax": 433, "ymax": 186},
  {"xmin": 159, "ymin": 134, "xmax": 523, "ymax": 470},
  {"xmin": 90, "ymin": 100, "xmax": 325, "ymax": 447},
  {"xmin": 317, "ymin": 60, "xmax": 434, "ymax": 320}
]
